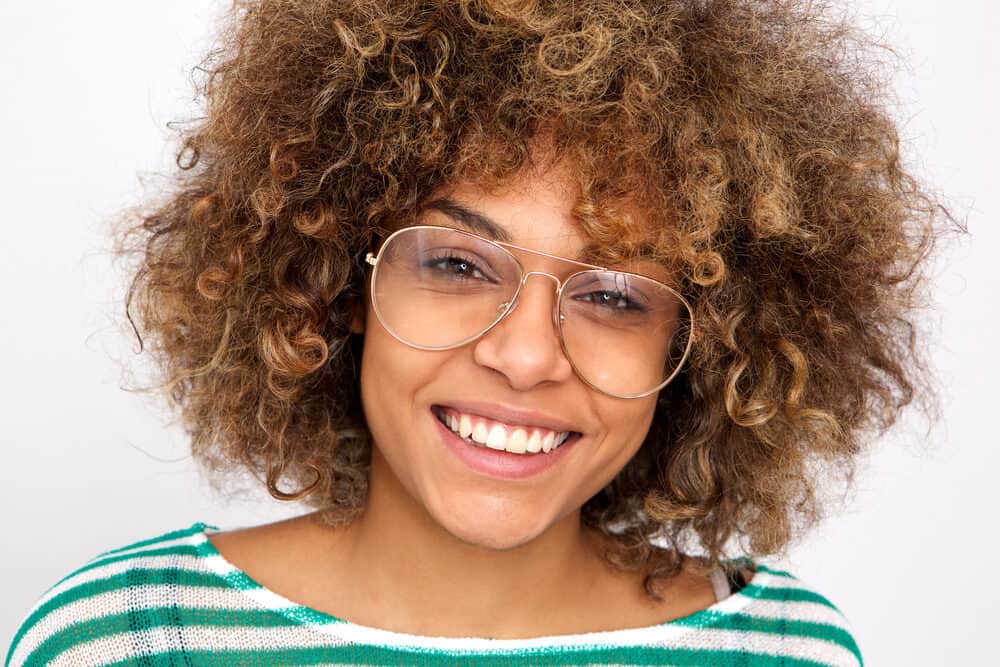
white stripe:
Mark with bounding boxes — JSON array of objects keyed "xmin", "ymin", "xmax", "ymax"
[
  {"xmin": 667, "ymin": 627, "xmax": 858, "ymax": 666},
  {"xmin": 301, "ymin": 605, "xmax": 850, "ymax": 655},
  {"xmin": 30, "ymin": 551, "xmax": 212, "ymax": 613},
  {"xmin": 94, "ymin": 534, "xmax": 196, "ymax": 561},
  {"xmin": 738, "ymin": 598, "xmax": 848, "ymax": 626},
  {"xmin": 755, "ymin": 566, "xmax": 799, "ymax": 579},
  {"xmin": 266, "ymin": 594, "xmax": 843, "ymax": 655},
  {"xmin": 9, "ymin": 585, "xmax": 265, "ymax": 667},
  {"xmin": 51, "ymin": 624, "xmax": 857, "ymax": 666},
  {"xmin": 744, "ymin": 570, "xmax": 813, "ymax": 592},
  {"xmin": 310, "ymin": 609, "xmax": 707, "ymax": 649},
  {"xmin": 51, "ymin": 625, "xmax": 347, "ymax": 666}
]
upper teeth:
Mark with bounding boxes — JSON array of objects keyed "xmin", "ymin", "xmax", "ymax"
[{"xmin": 436, "ymin": 408, "xmax": 573, "ymax": 455}]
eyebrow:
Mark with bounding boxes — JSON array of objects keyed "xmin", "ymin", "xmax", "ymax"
[
  {"xmin": 425, "ymin": 198, "xmax": 513, "ymax": 243},
  {"xmin": 422, "ymin": 197, "xmax": 665, "ymax": 274}
]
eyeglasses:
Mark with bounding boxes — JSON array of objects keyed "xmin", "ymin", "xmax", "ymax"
[{"xmin": 364, "ymin": 225, "xmax": 695, "ymax": 399}]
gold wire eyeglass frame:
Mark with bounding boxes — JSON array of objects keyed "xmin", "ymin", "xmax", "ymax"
[{"xmin": 364, "ymin": 224, "xmax": 696, "ymax": 399}]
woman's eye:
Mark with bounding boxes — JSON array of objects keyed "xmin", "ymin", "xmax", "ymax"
[
  {"xmin": 427, "ymin": 256, "xmax": 491, "ymax": 281},
  {"xmin": 577, "ymin": 290, "xmax": 647, "ymax": 312}
]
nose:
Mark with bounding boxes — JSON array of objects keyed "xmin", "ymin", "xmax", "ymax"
[{"xmin": 471, "ymin": 272, "xmax": 575, "ymax": 392}]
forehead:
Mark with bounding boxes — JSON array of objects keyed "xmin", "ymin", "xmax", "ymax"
[{"xmin": 433, "ymin": 165, "xmax": 585, "ymax": 246}]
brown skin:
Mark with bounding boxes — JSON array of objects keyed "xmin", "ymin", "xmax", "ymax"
[
  {"xmin": 210, "ymin": 158, "xmax": 729, "ymax": 637},
  {"xmin": 356, "ymin": 162, "xmax": 661, "ymax": 556},
  {"xmin": 208, "ymin": 514, "xmax": 727, "ymax": 637}
]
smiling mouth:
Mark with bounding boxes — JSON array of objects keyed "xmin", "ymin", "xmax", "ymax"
[{"xmin": 432, "ymin": 406, "xmax": 580, "ymax": 455}]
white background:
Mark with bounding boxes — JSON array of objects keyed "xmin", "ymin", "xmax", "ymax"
[{"xmin": 1, "ymin": 1, "xmax": 997, "ymax": 663}]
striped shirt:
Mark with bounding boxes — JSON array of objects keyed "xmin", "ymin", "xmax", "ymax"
[{"xmin": 6, "ymin": 523, "xmax": 862, "ymax": 666}]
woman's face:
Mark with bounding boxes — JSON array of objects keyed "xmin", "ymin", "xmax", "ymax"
[{"xmin": 356, "ymin": 160, "xmax": 660, "ymax": 550}]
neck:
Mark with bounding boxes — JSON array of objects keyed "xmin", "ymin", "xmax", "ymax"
[{"xmin": 324, "ymin": 449, "xmax": 609, "ymax": 638}]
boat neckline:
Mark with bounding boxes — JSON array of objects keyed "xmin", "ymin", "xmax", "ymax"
[{"xmin": 190, "ymin": 521, "xmax": 765, "ymax": 649}]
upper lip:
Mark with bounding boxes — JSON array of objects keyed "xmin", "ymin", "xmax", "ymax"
[{"xmin": 434, "ymin": 400, "xmax": 582, "ymax": 434}]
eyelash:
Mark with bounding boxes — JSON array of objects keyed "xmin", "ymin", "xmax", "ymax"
[
  {"xmin": 422, "ymin": 252, "xmax": 648, "ymax": 313},
  {"xmin": 571, "ymin": 289, "xmax": 648, "ymax": 313},
  {"xmin": 422, "ymin": 252, "xmax": 496, "ymax": 282}
]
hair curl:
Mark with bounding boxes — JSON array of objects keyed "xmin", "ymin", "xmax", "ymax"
[{"xmin": 114, "ymin": 0, "xmax": 961, "ymax": 599}]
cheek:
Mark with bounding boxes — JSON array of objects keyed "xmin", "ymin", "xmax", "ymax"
[
  {"xmin": 559, "ymin": 399, "xmax": 658, "ymax": 508},
  {"xmin": 357, "ymin": 311, "xmax": 447, "ymax": 454},
  {"xmin": 595, "ymin": 399, "xmax": 658, "ymax": 467}
]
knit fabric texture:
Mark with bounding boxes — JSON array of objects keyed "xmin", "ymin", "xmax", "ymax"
[{"xmin": 6, "ymin": 523, "xmax": 862, "ymax": 666}]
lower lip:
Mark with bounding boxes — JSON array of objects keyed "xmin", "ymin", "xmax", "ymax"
[{"xmin": 432, "ymin": 410, "xmax": 579, "ymax": 480}]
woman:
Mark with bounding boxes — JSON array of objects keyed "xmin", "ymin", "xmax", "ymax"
[{"xmin": 6, "ymin": 0, "xmax": 952, "ymax": 665}]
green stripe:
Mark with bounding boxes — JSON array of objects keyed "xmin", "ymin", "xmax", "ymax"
[
  {"xmin": 735, "ymin": 565, "xmax": 847, "ymax": 619},
  {"xmin": 50, "ymin": 541, "xmax": 226, "ymax": 591},
  {"xmin": 9, "ymin": 540, "xmax": 262, "ymax": 666},
  {"xmin": 22, "ymin": 607, "xmax": 320, "ymax": 667},
  {"xmin": 673, "ymin": 612, "xmax": 861, "ymax": 664},
  {"xmin": 735, "ymin": 567, "xmax": 855, "ymax": 662},
  {"xmin": 740, "ymin": 583, "xmax": 842, "ymax": 610},
  {"xmin": 753, "ymin": 563, "xmax": 797, "ymax": 579},
  {"xmin": 655, "ymin": 575, "xmax": 840, "ymax": 630},
  {"xmin": 25, "ymin": 524, "xmax": 212, "ymax": 615},
  {"xmin": 21, "ymin": 601, "xmax": 859, "ymax": 667},
  {"xmin": 97, "ymin": 523, "xmax": 215, "ymax": 558},
  {"xmin": 7, "ymin": 568, "xmax": 230, "ymax": 661},
  {"xmin": 101, "ymin": 644, "xmax": 849, "ymax": 667}
]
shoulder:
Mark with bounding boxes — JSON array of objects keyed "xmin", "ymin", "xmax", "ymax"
[
  {"xmin": 5, "ymin": 522, "xmax": 224, "ymax": 667},
  {"xmin": 715, "ymin": 560, "xmax": 864, "ymax": 667}
]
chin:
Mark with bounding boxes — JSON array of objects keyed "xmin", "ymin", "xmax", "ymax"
[
  {"xmin": 448, "ymin": 525, "xmax": 544, "ymax": 552},
  {"xmin": 432, "ymin": 501, "xmax": 553, "ymax": 551}
]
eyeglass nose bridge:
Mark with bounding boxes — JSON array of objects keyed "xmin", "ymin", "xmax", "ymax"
[{"xmin": 495, "ymin": 270, "xmax": 567, "ymax": 328}]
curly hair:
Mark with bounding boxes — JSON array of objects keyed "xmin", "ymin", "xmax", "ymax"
[{"xmin": 114, "ymin": 0, "xmax": 960, "ymax": 599}]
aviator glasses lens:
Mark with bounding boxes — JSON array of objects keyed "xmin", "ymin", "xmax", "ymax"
[{"xmin": 370, "ymin": 226, "xmax": 692, "ymax": 397}]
